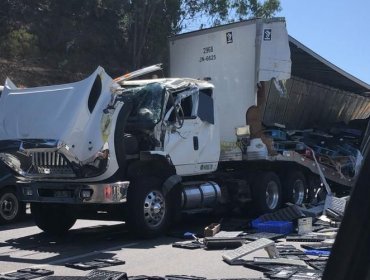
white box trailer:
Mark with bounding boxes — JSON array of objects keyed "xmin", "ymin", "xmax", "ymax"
[{"xmin": 170, "ymin": 18, "xmax": 290, "ymax": 158}]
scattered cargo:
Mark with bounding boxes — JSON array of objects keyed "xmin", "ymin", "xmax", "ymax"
[{"xmin": 168, "ymin": 199, "xmax": 344, "ymax": 280}]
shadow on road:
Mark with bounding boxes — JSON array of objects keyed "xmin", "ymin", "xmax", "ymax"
[
  {"xmin": 0, "ymin": 214, "xmax": 33, "ymax": 231},
  {"xmin": 0, "ymin": 213, "xmax": 251, "ymax": 267}
]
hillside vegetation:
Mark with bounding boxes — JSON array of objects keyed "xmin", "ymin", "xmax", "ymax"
[{"xmin": 0, "ymin": 0, "xmax": 280, "ymax": 86}]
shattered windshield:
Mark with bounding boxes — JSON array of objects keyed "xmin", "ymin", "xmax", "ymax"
[{"xmin": 122, "ymin": 82, "xmax": 165, "ymax": 124}]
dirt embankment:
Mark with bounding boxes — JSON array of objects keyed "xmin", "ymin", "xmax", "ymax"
[{"xmin": 0, "ymin": 58, "xmax": 87, "ymax": 87}]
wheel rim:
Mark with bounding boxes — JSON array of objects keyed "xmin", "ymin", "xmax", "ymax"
[
  {"xmin": 143, "ymin": 191, "xmax": 166, "ymax": 229},
  {"xmin": 266, "ymin": 181, "xmax": 279, "ymax": 210},
  {"xmin": 292, "ymin": 180, "xmax": 305, "ymax": 205},
  {"xmin": 0, "ymin": 192, "xmax": 19, "ymax": 221}
]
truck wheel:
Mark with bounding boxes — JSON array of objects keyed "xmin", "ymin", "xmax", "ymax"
[
  {"xmin": 127, "ymin": 177, "xmax": 169, "ymax": 238},
  {"xmin": 283, "ymin": 171, "xmax": 307, "ymax": 205},
  {"xmin": 0, "ymin": 187, "xmax": 25, "ymax": 224},
  {"xmin": 31, "ymin": 203, "xmax": 76, "ymax": 235},
  {"xmin": 252, "ymin": 172, "xmax": 282, "ymax": 213}
]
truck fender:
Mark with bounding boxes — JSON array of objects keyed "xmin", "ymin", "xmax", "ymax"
[{"xmin": 162, "ymin": 175, "xmax": 182, "ymax": 196}]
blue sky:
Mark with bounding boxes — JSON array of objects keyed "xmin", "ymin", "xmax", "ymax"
[{"xmin": 277, "ymin": 0, "xmax": 370, "ymax": 85}]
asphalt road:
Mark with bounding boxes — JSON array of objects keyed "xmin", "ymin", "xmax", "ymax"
[{"xmin": 0, "ymin": 215, "xmax": 266, "ymax": 279}]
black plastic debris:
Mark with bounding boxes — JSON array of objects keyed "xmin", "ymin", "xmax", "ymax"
[
  {"xmin": 244, "ymin": 232, "xmax": 284, "ymax": 241},
  {"xmin": 43, "ymin": 270, "xmax": 127, "ymax": 280},
  {"xmin": 286, "ymin": 236, "xmax": 325, "ymax": 242},
  {"xmin": 218, "ymin": 218, "xmax": 251, "ymax": 231},
  {"xmin": 289, "ymin": 270, "xmax": 323, "ymax": 280},
  {"xmin": 222, "ymin": 258, "xmax": 250, "ymax": 266},
  {"xmin": 0, "ymin": 272, "xmax": 36, "ymax": 280},
  {"xmin": 282, "ymin": 255, "xmax": 311, "ymax": 261},
  {"xmin": 203, "ymin": 237, "xmax": 245, "ymax": 250},
  {"xmin": 209, "ymin": 279, "xmax": 269, "ymax": 280},
  {"xmin": 253, "ymin": 257, "xmax": 307, "ymax": 267},
  {"xmin": 300, "ymin": 244, "xmax": 332, "ymax": 251},
  {"xmin": 65, "ymin": 258, "xmax": 125, "ymax": 270},
  {"xmin": 324, "ymin": 196, "xmax": 348, "ymax": 216},
  {"xmin": 213, "ymin": 231, "xmax": 244, "ymax": 238},
  {"xmin": 243, "ymin": 261, "xmax": 303, "ymax": 273},
  {"xmin": 17, "ymin": 269, "xmax": 54, "ymax": 277},
  {"xmin": 94, "ymin": 259, "xmax": 126, "ymax": 266},
  {"xmin": 87, "ymin": 269, "xmax": 127, "ymax": 280},
  {"xmin": 172, "ymin": 240, "xmax": 204, "ymax": 250},
  {"xmin": 299, "ymin": 204, "xmax": 325, "ymax": 218},
  {"xmin": 325, "ymin": 208, "xmax": 343, "ymax": 222},
  {"xmin": 0, "ymin": 276, "xmax": 17, "ymax": 280},
  {"xmin": 128, "ymin": 276, "xmax": 164, "ymax": 280},
  {"xmin": 276, "ymin": 245, "xmax": 305, "ymax": 256},
  {"xmin": 0, "ymin": 268, "xmax": 54, "ymax": 280},
  {"xmin": 306, "ymin": 260, "xmax": 327, "ymax": 271},
  {"xmin": 313, "ymin": 219, "xmax": 331, "ymax": 227},
  {"xmin": 40, "ymin": 277, "xmax": 88, "ymax": 280},
  {"xmin": 311, "ymin": 225, "xmax": 327, "ymax": 232},
  {"xmin": 255, "ymin": 205, "xmax": 303, "ymax": 222},
  {"xmin": 266, "ymin": 268, "xmax": 297, "ymax": 279},
  {"xmin": 165, "ymin": 275, "xmax": 206, "ymax": 280}
]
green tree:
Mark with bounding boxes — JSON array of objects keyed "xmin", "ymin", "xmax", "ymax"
[
  {"xmin": 180, "ymin": 0, "xmax": 281, "ymax": 30},
  {"xmin": 122, "ymin": 0, "xmax": 281, "ymax": 68},
  {"xmin": 0, "ymin": 0, "xmax": 281, "ymax": 75}
]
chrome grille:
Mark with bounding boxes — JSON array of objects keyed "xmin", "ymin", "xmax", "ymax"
[
  {"xmin": 32, "ymin": 151, "xmax": 68, "ymax": 167},
  {"xmin": 30, "ymin": 151, "xmax": 74, "ymax": 176}
]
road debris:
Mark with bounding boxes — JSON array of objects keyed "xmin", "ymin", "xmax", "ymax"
[
  {"xmin": 168, "ymin": 191, "xmax": 347, "ymax": 279},
  {"xmin": 0, "ymin": 268, "xmax": 53, "ymax": 280},
  {"xmin": 65, "ymin": 258, "xmax": 125, "ymax": 271}
]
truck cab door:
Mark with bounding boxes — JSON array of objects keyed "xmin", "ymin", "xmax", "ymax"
[{"xmin": 163, "ymin": 88, "xmax": 220, "ymax": 176}]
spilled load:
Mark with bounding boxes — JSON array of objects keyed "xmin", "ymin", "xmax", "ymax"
[{"xmin": 0, "ymin": 18, "xmax": 369, "ymax": 237}]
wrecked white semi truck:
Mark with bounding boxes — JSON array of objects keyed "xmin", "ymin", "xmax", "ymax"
[{"xmin": 0, "ymin": 18, "xmax": 368, "ymax": 236}]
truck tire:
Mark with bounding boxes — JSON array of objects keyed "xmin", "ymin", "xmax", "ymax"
[
  {"xmin": 0, "ymin": 187, "xmax": 25, "ymax": 224},
  {"xmin": 283, "ymin": 171, "xmax": 307, "ymax": 205},
  {"xmin": 31, "ymin": 203, "xmax": 76, "ymax": 235},
  {"xmin": 127, "ymin": 177, "xmax": 169, "ymax": 238},
  {"xmin": 252, "ymin": 172, "xmax": 282, "ymax": 213}
]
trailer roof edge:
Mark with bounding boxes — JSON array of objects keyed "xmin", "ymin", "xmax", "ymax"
[{"xmin": 289, "ymin": 35, "xmax": 370, "ymax": 94}]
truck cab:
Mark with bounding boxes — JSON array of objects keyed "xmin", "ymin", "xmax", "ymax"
[{"xmin": 0, "ymin": 70, "xmax": 224, "ymax": 236}]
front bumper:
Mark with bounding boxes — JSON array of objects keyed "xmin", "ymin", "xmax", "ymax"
[{"xmin": 17, "ymin": 181, "xmax": 129, "ymax": 204}]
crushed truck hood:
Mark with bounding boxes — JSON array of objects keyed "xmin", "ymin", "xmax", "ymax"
[{"xmin": 0, "ymin": 67, "xmax": 123, "ymax": 182}]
